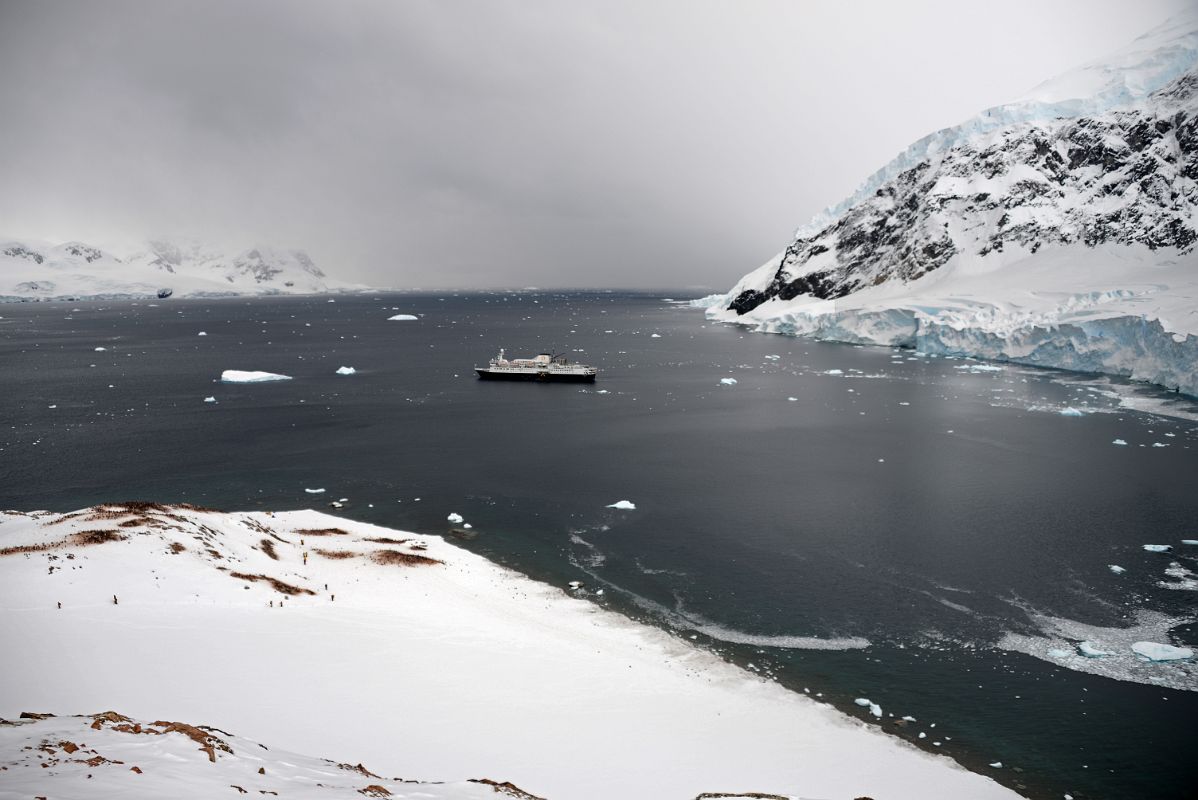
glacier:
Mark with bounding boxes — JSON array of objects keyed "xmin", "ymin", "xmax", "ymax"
[{"xmin": 706, "ymin": 10, "xmax": 1198, "ymax": 396}]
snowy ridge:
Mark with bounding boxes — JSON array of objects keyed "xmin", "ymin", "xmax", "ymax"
[
  {"xmin": 0, "ymin": 712, "xmax": 541, "ymax": 800},
  {"xmin": 711, "ymin": 11, "xmax": 1198, "ymax": 395},
  {"xmin": 0, "ymin": 236, "xmax": 360, "ymax": 301},
  {"xmin": 0, "ymin": 502, "xmax": 1019, "ymax": 800}
]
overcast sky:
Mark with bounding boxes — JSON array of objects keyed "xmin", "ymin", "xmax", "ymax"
[{"xmin": 0, "ymin": 0, "xmax": 1189, "ymax": 289}]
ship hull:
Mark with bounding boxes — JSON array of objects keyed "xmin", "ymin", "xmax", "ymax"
[{"xmin": 476, "ymin": 368, "xmax": 596, "ymax": 383}]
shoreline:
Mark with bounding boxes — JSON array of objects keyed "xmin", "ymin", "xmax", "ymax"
[{"xmin": 0, "ymin": 502, "xmax": 1021, "ymax": 800}]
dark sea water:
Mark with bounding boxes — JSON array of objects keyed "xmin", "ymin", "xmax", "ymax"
[{"xmin": 2, "ymin": 291, "xmax": 1196, "ymax": 799}]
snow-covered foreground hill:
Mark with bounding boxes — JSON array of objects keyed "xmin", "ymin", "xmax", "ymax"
[
  {"xmin": 706, "ymin": 11, "xmax": 1198, "ymax": 395},
  {"xmin": 0, "ymin": 503, "xmax": 1019, "ymax": 800},
  {"xmin": 0, "ymin": 712, "xmax": 539, "ymax": 800},
  {"xmin": 0, "ymin": 238, "xmax": 360, "ymax": 301}
]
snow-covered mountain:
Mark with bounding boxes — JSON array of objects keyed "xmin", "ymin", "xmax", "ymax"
[
  {"xmin": 706, "ymin": 10, "xmax": 1198, "ymax": 395},
  {"xmin": 0, "ymin": 237, "xmax": 357, "ymax": 300}
]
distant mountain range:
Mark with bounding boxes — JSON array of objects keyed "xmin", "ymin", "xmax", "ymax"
[
  {"xmin": 0, "ymin": 237, "xmax": 359, "ymax": 300},
  {"xmin": 705, "ymin": 10, "xmax": 1198, "ymax": 395}
]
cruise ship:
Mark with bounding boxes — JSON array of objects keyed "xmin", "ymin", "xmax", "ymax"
[{"xmin": 475, "ymin": 349, "xmax": 598, "ymax": 382}]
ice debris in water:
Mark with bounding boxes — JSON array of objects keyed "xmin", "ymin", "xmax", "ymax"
[
  {"xmin": 1108, "ymin": 565, "xmax": 1126, "ymax": 574},
  {"xmin": 787, "ymin": 397, "xmax": 798, "ymax": 402},
  {"xmin": 1143, "ymin": 544, "xmax": 1172, "ymax": 553},
  {"xmin": 335, "ymin": 366, "xmax": 356, "ymax": 375},
  {"xmin": 388, "ymin": 314, "xmax": 418, "ymax": 321},
  {"xmin": 823, "ymin": 369, "xmax": 844, "ymax": 375},
  {"xmin": 720, "ymin": 378, "xmax": 738, "ymax": 385},
  {"xmin": 304, "ymin": 488, "xmax": 326, "ymax": 494},
  {"xmin": 1112, "ymin": 439, "xmax": 1128, "ymax": 446},
  {"xmin": 203, "ymin": 396, "xmax": 217, "ymax": 404},
  {"xmin": 1131, "ymin": 642, "xmax": 1194, "ymax": 662},
  {"xmin": 1183, "ymin": 540, "xmax": 1198, "ymax": 546},
  {"xmin": 221, "ymin": 370, "xmax": 292, "ymax": 383},
  {"xmin": 650, "ymin": 333, "xmax": 662, "ymax": 338},
  {"xmin": 1078, "ymin": 641, "xmax": 1112, "ymax": 658},
  {"xmin": 198, "ymin": 331, "xmax": 207, "ymax": 336},
  {"xmin": 447, "ymin": 513, "xmax": 464, "ymax": 524},
  {"xmin": 1059, "ymin": 407, "xmax": 1084, "ymax": 416},
  {"xmin": 606, "ymin": 500, "xmax": 636, "ymax": 510},
  {"xmin": 94, "ymin": 346, "xmax": 107, "ymax": 352},
  {"xmin": 990, "ymin": 762, "xmax": 1003, "ymax": 769},
  {"xmin": 853, "ymin": 698, "xmax": 882, "ymax": 716}
]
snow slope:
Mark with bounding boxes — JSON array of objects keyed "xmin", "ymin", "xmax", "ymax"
[
  {"xmin": 0, "ymin": 503, "xmax": 1019, "ymax": 800},
  {"xmin": 0, "ymin": 237, "xmax": 358, "ymax": 301},
  {"xmin": 708, "ymin": 10, "xmax": 1198, "ymax": 395}
]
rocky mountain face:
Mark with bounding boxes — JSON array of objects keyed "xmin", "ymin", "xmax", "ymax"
[
  {"xmin": 0, "ymin": 237, "xmax": 344, "ymax": 300},
  {"xmin": 728, "ymin": 71, "xmax": 1198, "ymax": 316}
]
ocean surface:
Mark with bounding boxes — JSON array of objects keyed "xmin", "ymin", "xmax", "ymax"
[{"xmin": 2, "ymin": 291, "xmax": 1196, "ymax": 799}]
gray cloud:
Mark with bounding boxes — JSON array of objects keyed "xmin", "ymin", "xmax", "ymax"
[{"xmin": 0, "ymin": 0, "xmax": 1190, "ymax": 289}]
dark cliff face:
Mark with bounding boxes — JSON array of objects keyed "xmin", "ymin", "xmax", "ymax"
[{"xmin": 730, "ymin": 71, "xmax": 1198, "ymax": 317}]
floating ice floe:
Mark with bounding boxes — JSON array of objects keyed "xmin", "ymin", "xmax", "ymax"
[
  {"xmin": 447, "ymin": 513, "xmax": 464, "ymax": 524},
  {"xmin": 720, "ymin": 378, "xmax": 738, "ymax": 385},
  {"xmin": 1108, "ymin": 565, "xmax": 1126, "ymax": 574},
  {"xmin": 203, "ymin": 396, "xmax": 217, "ymax": 404},
  {"xmin": 197, "ymin": 331, "xmax": 207, "ymax": 336},
  {"xmin": 304, "ymin": 488, "xmax": 325, "ymax": 494},
  {"xmin": 221, "ymin": 370, "xmax": 292, "ymax": 383},
  {"xmin": 1112, "ymin": 439, "xmax": 1128, "ymax": 446},
  {"xmin": 1183, "ymin": 540, "xmax": 1198, "ymax": 545},
  {"xmin": 1131, "ymin": 642, "xmax": 1194, "ymax": 662},
  {"xmin": 606, "ymin": 500, "xmax": 636, "ymax": 510},
  {"xmin": 335, "ymin": 366, "xmax": 356, "ymax": 375},
  {"xmin": 388, "ymin": 314, "xmax": 418, "ymax": 321},
  {"xmin": 1059, "ymin": 407, "xmax": 1084, "ymax": 416},
  {"xmin": 94, "ymin": 346, "xmax": 107, "ymax": 352},
  {"xmin": 651, "ymin": 333, "xmax": 662, "ymax": 338},
  {"xmin": 1077, "ymin": 641, "xmax": 1113, "ymax": 658},
  {"xmin": 1143, "ymin": 544, "xmax": 1172, "ymax": 553},
  {"xmin": 989, "ymin": 762, "xmax": 1003, "ymax": 769}
]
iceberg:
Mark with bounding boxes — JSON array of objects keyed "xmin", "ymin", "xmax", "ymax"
[
  {"xmin": 606, "ymin": 500, "xmax": 636, "ymax": 510},
  {"xmin": 335, "ymin": 366, "xmax": 356, "ymax": 375},
  {"xmin": 447, "ymin": 513, "xmax": 464, "ymax": 524},
  {"xmin": 1077, "ymin": 641, "xmax": 1113, "ymax": 658},
  {"xmin": 1131, "ymin": 641, "xmax": 1194, "ymax": 662},
  {"xmin": 220, "ymin": 370, "xmax": 292, "ymax": 383},
  {"xmin": 720, "ymin": 378, "xmax": 738, "ymax": 385},
  {"xmin": 388, "ymin": 314, "xmax": 418, "ymax": 321}
]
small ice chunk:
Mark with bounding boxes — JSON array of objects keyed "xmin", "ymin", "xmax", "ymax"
[
  {"xmin": 1151, "ymin": 442, "xmax": 1168, "ymax": 448},
  {"xmin": 1143, "ymin": 544, "xmax": 1173, "ymax": 553},
  {"xmin": 462, "ymin": 523, "xmax": 472, "ymax": 529},
  {"xmin": 1059, "ymin": 407, "xmax": 1083, "ymax": 417},
  {"xmin": 720, "ymin": 378, "xmax": 738, "ymax": 385},
  {"xmin": 329, "ymin": 501, "xmax": 343, "ymax": 508},
  {"xmin": 918, "ymin": 732, "xmax": 926, "ymax": 739},
  {"xmin": 990, "ymin": 762, "xmax": 1003, "ymax": 769},
  {"xmin": 1182, "ymin": 540, "xmax": 1198, "ymax": 546},
  {"xmin": 901, "ymin": 716, "xmax": 916, "ymax": 722},
  {"xmin": 567, "ymin": 581, "xmax": 583, "ymax": 590},
  {"xmin": 203, "ymin": 396, "xmax": 217, "ymax": 403},
  {"xmin": 447, "ymin": 513, "xmax": 464, "ymax": 524},
  {"xmin": 869, "ymin": 702, "xmax": 882, "ymax": 718},
  {"xmin": 606, "ymin": 500, "xmax": 636, "ymax": 510},
  {"xmin": 1131, "ymin": 641, "xmax": 1194, "ymax": 662},
  {"xmin": 1108, "ymin": 565, "xmax": 1126, "ymax": 574},
  {"xmin": 305, "ymin": 488, "xmax": 326, "ymax": 494},
  {"xmin": 335, "ymin": 366, "xmax": 357, "ymax": 375},
  {"xmin": 198, "ymin": 331, "xmax": 208, "ymax": 336},
  {"xmin": 1112, "ymin": 439, "xmax": 1128, "ymax": 446},
  {"xmin": 650, "ymin": 333, "xmax": 661, "ymax": 338},
  {"xmin": 94, "ymin": 346, "xmax": 107, "ymax": 352},
  {"xmin": 1077, "ymin": 641, "xmax": 1112, "ymax": 658},
  {"xmin": 787, "ymin": 397, "xmax": 798, "ymax": 402},
  {"xmin": 387, "ymin": 314, "xmax": 418, "ymax": 321},
  {"xmin": 221, "ymin": 370, "xmax": 292, "ymax": 383},
  {"xmin": 854, "ymin": 698, "xmax": 871, "ymax": 707},
  {"xmin": 823, "ymin": 369, "xmax": 844, "ymax": 375}
]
